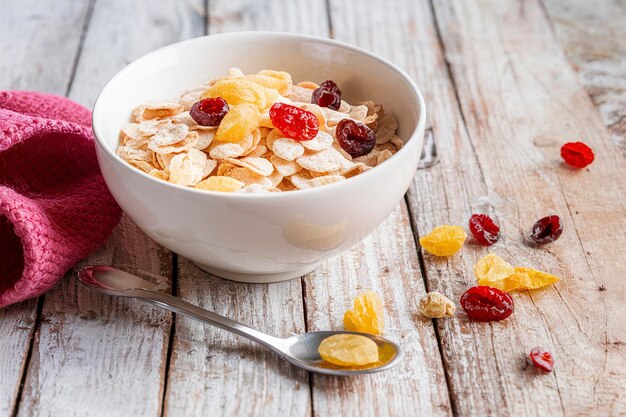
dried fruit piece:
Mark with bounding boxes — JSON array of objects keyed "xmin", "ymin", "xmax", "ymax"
[
  {"xmin": 474, "ymin": 253, "xmax": 515, "ymax": 284},
  {"xmin": 215, "ymin": 104, "xmax": 261, "ymax": 143},
  {"xmin": 530, "ymin": 215, "xmax": 563, "ymax": 244},
  {"xmin": 336, "ymin": 119, "xmax": 376, "ymax": 158},
  {"xmin": 190, "ymin": 97, "xmax": 229, "ymax": 126},
  {"xmin": 419, "ymin": 292, "xmax": 456, "ymax": 318},
  {"xmin": 507, "ymin": 267, "xmax": 561, "ymax": 291},
  {"xmin": 561, "ymin": 142, "xmax": 594, "ymax": 168},
  {"xmin": 460, "ymin": 286, "xmax": 514, "ymax": 322},
  {"xmin": 469, "ymin": 214, "xmax": 500, "ymax": 246},
  {"xmin": 269, "ymin": 102, "xmax": 319, "ymax": 141},
  {"xmin": 195, "ymin": 176, "xmax": 245, "ymax": 192},
  {"xmin": 529, "ymin": 346, "xmax": 554, "ymax": 372},
  {"xmin": 318, "ymin": 334, "xmax": 379, "ymax": 367},
  {"xmin": 419, "ymin": 225, "xmax": 467, "ymax": 256},
  {"xmin": 311, "ymin": 80, "xmax": 342, "ymax": 110},
  {"xmin": 343, "ymin": 291, "xmax": 384, "ymax": 335},
  {"xmin": 202, "ymin": 79, "xmax": 267, "ymax": 110}
]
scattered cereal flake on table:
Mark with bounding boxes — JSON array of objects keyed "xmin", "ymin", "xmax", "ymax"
[
  {"xmin": 195, "ymin": 176, "xmax": 244, "ymax": 192},
  {"xmin": 318, "ymin": 334, "xmax": 379, "ymax": 367},
  {"xmin": 419, "ymin": 292, "xmax": 456, "ymax": 318},
  {"xmin": 419, "ymin": 225, "xmax": 467, "ymax": 256},
  {"xmin": 343, "ymin": 291, "xmax": 385, "ymax": 335}
]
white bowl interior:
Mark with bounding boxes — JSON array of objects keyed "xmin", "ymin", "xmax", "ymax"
[{"xmin": 94, "ymin": 32, "xmax": 420, "ymax": 155}]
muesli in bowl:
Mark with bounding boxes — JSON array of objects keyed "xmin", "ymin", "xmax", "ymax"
[{"xmin": 116, "ymin": 68, "xmax": 402, "ymax": 193}]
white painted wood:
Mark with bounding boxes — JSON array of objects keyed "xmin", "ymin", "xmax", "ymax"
[
  {"xmin": 418, "ymin": 0, "xmax": 625, "ymax": 415},
  {"xmin": 304, "ymin": 204, "xmax": 453, "ymax": 417},
  {"xmin": 163, "ymin": 262, "xmax": 311, "ymax": 417},
  {"xmin": 541, "ymin": 0, "xmax": 626, "ymax": 151},
  {"xmin": 0, "ymin": 300, "xmax": 38, "ymax": 417},
  {"xmin": 16, "ymin": 217, "xmax": 173, "ymax": 417},
  {"xmin": 163, "ymin": 1, "xmax": 327, "ymax": 416},
  {"xmin": 0, "ymin": 0, "xmax": 92, "ymax": 94},
  {"xmin": 15, "ymin": 1, "xmax": 204, "ymax": 416}
]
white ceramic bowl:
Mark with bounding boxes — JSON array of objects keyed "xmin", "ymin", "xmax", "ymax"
[{"xmin": 92, "ymin": 32, "xmax": 426, "ymax": 283}]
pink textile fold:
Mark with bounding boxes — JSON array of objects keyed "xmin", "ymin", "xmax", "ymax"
[{"xmin": 0, "ymin": 91, "xmax": 121, "ymax": 308}]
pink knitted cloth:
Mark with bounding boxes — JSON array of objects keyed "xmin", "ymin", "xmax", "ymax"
[{"xmin": 0, "ymin": 91, "xmax": 121, "ymax": 308}]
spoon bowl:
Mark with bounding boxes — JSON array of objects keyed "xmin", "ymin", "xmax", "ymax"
[{"xmin": 78, "ymin": 265, "xmax": 403, "ymax": 376}]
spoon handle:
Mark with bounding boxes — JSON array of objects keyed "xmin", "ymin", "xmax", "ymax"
[{"xmin": 130, "ymin": 289, "xmax": 287, "ymax": 353}]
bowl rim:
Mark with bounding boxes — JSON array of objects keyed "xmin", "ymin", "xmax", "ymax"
[{"xmin": 92, "ymin": 31, "xmax": 426, "ymax": 200}]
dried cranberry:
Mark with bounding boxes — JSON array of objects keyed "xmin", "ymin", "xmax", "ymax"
[
  {"xmin": 336, "ymin": 119, "xmax": 376, "ymax": 157},
  {"xmin": 530, "ymin": 215, "xmax": 563, "ymax": 244},
  {"xmin": 561, "ymin": 142, "xmax": 594, "ymax": 168},
  {"xmin": 190, "ymin": 97, "xmax": 229, "ymax": 126},
  {"xmin": 529, "ymin": 346, "xmax": 554, "ymax": 372},
  {"xmin": 311, "ymin": 80, "xmax": 342, "ymax": 110},
  {"xmin": 460, "ymin": 286, "xmax": 514, "ymax": 322},
  {"xmin": 469, "ymin": 214, "xmax": 500, "ymax": 246},
  {"xmin": 269, "ymin": 102, "xmax": 319, "ymax": 141}
]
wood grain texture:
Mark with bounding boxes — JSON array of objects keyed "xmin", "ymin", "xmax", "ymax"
[
  {"xmin": 0, "ymin": 0, "xmax": 92, "ymax": 94},
  {"xmin": 15, "ymin": 1, "xmax": 204, "ymax": 416},
  {"xmin": 164, "ymin": 263, "xmax": 311, "ymax": 417},
  {"xmin": 0, "ymin": 299, "xmax": 38, "ymax": 417},
  {"xmin": 0, "ymin": 2, "xmax": 92, "ymax": 414},
  {"xmin": 418, "ymin": 0, "xmax": 625, "ymax": 415},
  {"xmin": 16, "ymin": 217, "xmax": 173, "ymax": 417},
  {"xmin": 163, "ymin": 1, "xmax": 327, "ymax": 416},
  {"xmin": 304, "ymin": 204, "xmax": 452, "ymax": 417},
  {"xmin": 541, "ymin": 0, "xmax": 626, "ymax": 152}
]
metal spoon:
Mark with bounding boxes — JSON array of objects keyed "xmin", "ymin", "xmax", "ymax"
[{"xmin": 78, "ymin": 265, "xmax": 403, "ymax": 376}]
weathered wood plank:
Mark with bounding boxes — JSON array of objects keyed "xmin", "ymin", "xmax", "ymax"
[
  {"xmin": 304, "ymin": 204, "xmax": 453, "ymax": 417},
  {"xmin": 16, "ymin": 1, "xmax": 205, "ymax": 416},
  {"xmin": 404, "ymin": 0, "xmax": 626, "ymax": 415},
  {"xmin": 0, "ymin": 299, "xmax": 38, "ymax": 417},
  {"xmin": 164, "ymin": 264, "xmax": 311, "ymax": 416},
  {"xmin": 0, "ymin": 0, "xmax": 92, "ymax": 94},
  {"xmin": 163, "ymin": 1, "xmax": 327, "ymax": 416},
  {"xmin": 0, "ymin": 2, "xmax": 93, "ymax": 415},
  {"xmin": 540, "ymin": 0, "xmax": 626, "ymax": 152}
]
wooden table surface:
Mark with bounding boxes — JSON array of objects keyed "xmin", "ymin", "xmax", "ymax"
[{"xmin": 1, "ymin": 0, "xmax": 625, "ymax": 416}]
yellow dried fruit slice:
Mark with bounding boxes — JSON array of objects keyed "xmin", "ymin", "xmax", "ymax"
[
  {"xmin": 202, "ymin": 79, "xmax": 267, "ymax": 109},
  {"xmin": 343, "ymin": 291, "xmax": 384, "ymax": 335},
  {"xmin": 419, "ymin": 225, "xmax": 467, "ymax": 256},
  {"xmin": 195, "ymin": 176, "xmax": 244, "ymax": 192},
  {"xmin": 244, "ymin": 70, "xmax": 292, "ymax": 95},
  {"xmin": 318, "ymin": 334, "xmax": 379, "ymax": 366},
  {"xmin": 474, "ymin": 253, "xmax": 515, "ymax": 283},
  {"xmin": 507, "ymin": 267, "xmax": 561, "ymax": 291},
  {"xmin": 215, "ymin": 104, "xmax": 261, "ymax": 143}
]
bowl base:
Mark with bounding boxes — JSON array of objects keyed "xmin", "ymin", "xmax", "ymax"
[{"xmin": 193, "ymin": 262, "xmax": 321, "ymax": 283}]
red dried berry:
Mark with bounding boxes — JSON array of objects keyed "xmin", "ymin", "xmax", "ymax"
[
  {"xmin": 190, "ymin": 97, "xmax": 229, "ymax": 126},
  {"xmin": 561, "ymin": 142, "xmax": 594, "ymax": 168},
  {"xmin": 311, "ymin": 80, "xmax": 342, "ymax": 110},
  {"xmin": 530, "ymin": 215, "xmax": 563, "ymax": 244},
  {"xmin": 469, "ymin": 214, "xmax": 500, "ymax": 246},
  {"xmin": 336, "ymin": 119, "xmax": 376, "ymax": 158},
  {"xmin": 460, "ymin": 286, "xmax": 514, "ymax": 322},
  {"xmin": 269, "ymin": 102, "xmax": 319, "ymax": 141},
  {"xmin": 529, "ymin": 346, "xmax": 554, "ymax": 372}
]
